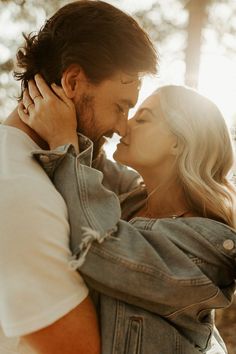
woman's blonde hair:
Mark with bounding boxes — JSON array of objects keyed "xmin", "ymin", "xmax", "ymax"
[{"xmin": 156, "ymin": 85, "xmax": 236, "ymax": 228}]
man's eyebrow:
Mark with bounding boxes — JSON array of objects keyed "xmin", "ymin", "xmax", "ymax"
[{"xmin": 119, "ymin": 99, "xmax": 135, "ymax": 109}]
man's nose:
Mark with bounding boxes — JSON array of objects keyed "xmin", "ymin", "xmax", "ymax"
[
  {"xmin": 115, "ymin": 119, "xmax": 128, "ymax": 137},
  {"xmin": 127, "ymin": 116, "xmax": 135, "ymax": 128}
]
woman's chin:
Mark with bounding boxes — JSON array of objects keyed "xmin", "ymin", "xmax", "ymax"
[
  {"xmin": 113, "ymin": 149, "xmax": 122, "ymax": 162},
  {"xmin": 113, "ymin": 149, "xmax": 129, "ymax": 166}
]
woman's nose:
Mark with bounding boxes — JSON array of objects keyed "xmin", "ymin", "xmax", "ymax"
[{"xmin": 127, "ymin": 116, "xmax": 135, "ymax": 128}]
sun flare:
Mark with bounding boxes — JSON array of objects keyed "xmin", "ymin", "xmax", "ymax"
[{"xmin": 198, "ymin": 54, "xmax": 236, "ymax": 126}]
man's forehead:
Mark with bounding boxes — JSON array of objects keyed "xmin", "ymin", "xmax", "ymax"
[
  {"xmin": 117, "ymin": 72, "xmax": 141, "ymax": 103},
  {"xmin": 110, "ymin": 71, "xmax": 141, "ymax": 87},
  {"xmin": 103, "ymin": 71, "xmax": 141, "ymax": 107},
  {"xmin": 120, "ymin": 72, "xmax": 140, "ymax": 85},
  {"xmin": 118, "ymin": 85, "xmax": 140, "ymax": 108}
]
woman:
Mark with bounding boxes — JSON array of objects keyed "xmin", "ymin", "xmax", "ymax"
[{"xmin": 19, "ymin": 79, "xmax": 236, "ymax": 354}]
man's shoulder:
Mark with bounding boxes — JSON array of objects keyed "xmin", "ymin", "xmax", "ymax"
[
  {"xmin": 0, "ymin": 124, "xmax": 50, "ymax": 179},
  {"xmin": 0, "ymin": 174, "xmax": 67, "ymax": 220},
  {"xmin": 0, "ymin": 174, "xmax": 69, "ymax": 250},
  {"xmin": 0, "ymin": 125, "xmax": 65, "ymax": 207}
]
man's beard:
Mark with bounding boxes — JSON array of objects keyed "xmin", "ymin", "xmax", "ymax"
[{"xmin": 75, "ymin": 94, "xmax": 106, "ymax": 159}]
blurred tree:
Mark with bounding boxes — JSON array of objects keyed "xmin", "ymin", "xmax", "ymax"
[
  {"xmin": 185, "ymin": 0, "xmax": 208, "ymax": 87},
  {"xmin": 0, "ymin": 0, "xmax": 64, "ymax": 118},
  {"xmin": 135, "ymin": 0, "xmax": 236, "ymax": 88},
  {"xmin": 1, "ymin": 0, "xmax": 236, "ymax": 113}
]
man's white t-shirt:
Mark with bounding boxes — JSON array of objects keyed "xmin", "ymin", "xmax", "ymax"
[{"xmin": 0, "ymin": 125, "xmax": 88, "ymax": 353}]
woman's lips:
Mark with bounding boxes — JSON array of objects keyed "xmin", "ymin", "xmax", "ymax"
[{"xmin": 119, "ymin": 139, "xmax": 129, "ymax": 146}]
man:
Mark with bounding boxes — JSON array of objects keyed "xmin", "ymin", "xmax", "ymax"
[{"xmin": 0, "ymin": 1, "xmax": 157, "ymax": 353}]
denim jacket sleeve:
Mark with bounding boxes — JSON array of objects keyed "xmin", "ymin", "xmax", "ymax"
[
  {"xmin": 92, "ymin": 150, "xmax": 141, "ymax": 195},
  {"xmin": 33, "ymin": 137, "xmax": 236, "ymax": 316}
]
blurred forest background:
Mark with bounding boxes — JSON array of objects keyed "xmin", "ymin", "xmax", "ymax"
[{"xmin": 0, "ymin": 0, "xmax": 236, "ymax": 352}]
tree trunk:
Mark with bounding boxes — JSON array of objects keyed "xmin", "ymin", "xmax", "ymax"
[{"xmin": 185, "ymin": 0, "xmax": 208, "ymax": 88}]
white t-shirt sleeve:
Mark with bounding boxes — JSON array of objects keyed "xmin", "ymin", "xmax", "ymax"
[{"xmin": 0, "ymin": 178, "xmax": 88, "ymax": 337}]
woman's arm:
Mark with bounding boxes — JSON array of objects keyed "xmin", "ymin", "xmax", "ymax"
[
  {"xmin": 34, "ymin": 143, "xmax": 224, "ymax": 317},
  {"xmin": 92, "ymin": 151, "xmax": 141, "ymax": 196},
  {"xmin": 19, "ymin": 76, "xmax": 235, "ymax": 317}
]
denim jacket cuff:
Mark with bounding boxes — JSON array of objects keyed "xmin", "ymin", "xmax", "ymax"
[{"xmin": 32, "ymin": 133, "xmax": 93, "ymax": 178}]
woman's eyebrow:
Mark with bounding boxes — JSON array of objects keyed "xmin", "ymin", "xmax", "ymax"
[{"xmin": 137, "ymin": 107, "xmax": 155, "ymax": 117}]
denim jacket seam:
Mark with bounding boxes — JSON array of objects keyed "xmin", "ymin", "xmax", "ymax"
[
  {"xmin": 129, "ymin": 218, "xmax": 157, "ymax": 230},
  {"xmin": 115, "ymin": 164, "xmax": 123, "ymax": 195},
  {"xmin": 164, "ymin": 287, "xmax": 220, "ymax": 319},
  {"xmin": 78, "ymin": 145, "xmax": 93, "ymax": 166},
  {"xmin": 180, "ymin": 219, "xmax": 236, "ymax": 262},
  {"xmin": 75, "ymin": 161, "xmax": 104, "ymax": 233},
  {"xmin": 75, "ymin": 159, "xmax": 98, "ymax": 230},
  {"xmin": 89, "ymin": 245, "xmax": 212, "ymax": 285}
]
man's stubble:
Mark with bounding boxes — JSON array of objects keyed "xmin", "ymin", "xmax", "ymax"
[{"xmin": 75, "ymin": 94, "xmax": 106, "ymax": 159}]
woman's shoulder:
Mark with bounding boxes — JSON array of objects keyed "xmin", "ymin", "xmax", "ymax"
[
  {"xmin": 156, "ymin": 217, "xmax": 236, "ymax": 264},
  {"xmin": 178, "ymin": 216, "xmax": 236, "ymax": 237}
]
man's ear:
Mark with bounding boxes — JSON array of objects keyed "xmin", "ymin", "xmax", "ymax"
[{"xmin": 61, "ymin": 65, "xmax": 86, "ymax": 98}]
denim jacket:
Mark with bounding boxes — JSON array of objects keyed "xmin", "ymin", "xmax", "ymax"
[{"xmin": 33, "ymin": 135, "xmax": 236, "ymax": 354}]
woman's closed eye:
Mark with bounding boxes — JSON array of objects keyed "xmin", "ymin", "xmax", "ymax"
[
  {"xmin": 135, "ymin": 113, "xmax": 149, "ymax": 123},
  {"xmin": 135, "ymin": 118, "xmax": 146, "ymax": 123},
  {"xmin": 134, "ymin": 108, "xmax": 154, "ymax": 124}
]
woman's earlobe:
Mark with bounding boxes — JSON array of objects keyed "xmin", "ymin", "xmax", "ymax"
[{"xmin": 171, "ymin": 139, "xmax": 179, "ymax": 155}]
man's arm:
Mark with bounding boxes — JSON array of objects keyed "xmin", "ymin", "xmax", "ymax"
[
  {"xmin": 0, "ymin": 177, "xmax": 100, "ymax": 354},
  {"xmin": 21, "ymin": 297, "xmax": 100, "ymax": 354}
]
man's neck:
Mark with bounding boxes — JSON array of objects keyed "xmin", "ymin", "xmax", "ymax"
[{"xmin": 3, "ymin": 107, "xmax": 49, "ymax": 149}]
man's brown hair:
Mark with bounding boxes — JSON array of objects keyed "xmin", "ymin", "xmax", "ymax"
[{"xmin": 15, "ymin": 0, "xmax": 157, "ymax": 92}]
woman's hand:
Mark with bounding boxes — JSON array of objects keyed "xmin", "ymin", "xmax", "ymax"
[{"xmin": 18, "ymin": 74, "xmax": 79, "ymax": 152}]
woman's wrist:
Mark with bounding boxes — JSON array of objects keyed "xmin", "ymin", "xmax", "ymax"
[{"xmin": 49, "ymin": 134, "xmax": 79, "ymax": 153}]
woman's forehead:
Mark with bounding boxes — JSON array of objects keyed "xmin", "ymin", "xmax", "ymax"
[{"xmin": 139, "ymin": 92, "xmax": 160, "ymax": 112}]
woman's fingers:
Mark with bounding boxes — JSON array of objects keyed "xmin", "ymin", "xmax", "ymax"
[
  {"xmin": 22, "ymin": 89, "xmax": 34, "ymax": 113},
  {"xmin": 18, "ymin": 101, "xmax": 30, "ymax": 125},
  {"xmin": 34, "ymin": 74, "xmax": 54, "ymax": 98},
  {"xmin": 28, "ymin": 80, "xmax": 42, "ymax": 104},
  {"xmin": 18, "ymin": 77, "xmax": 78, "ymax": 150},
  {"xmin": 31, "ymin": 74, "xmax": 73, "ymax": 109}
]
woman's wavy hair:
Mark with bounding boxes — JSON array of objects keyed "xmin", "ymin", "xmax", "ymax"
[
  {"xmin": 156, "ymin": 85, "xmax": 236, "ymax": 228},
  {"xmin": 14, "ymin": 0, "xmax": 157, "ymax": 99}
]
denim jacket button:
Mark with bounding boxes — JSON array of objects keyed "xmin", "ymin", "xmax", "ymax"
[
  {"xmin": 40, "ymin": 155, "xmax": 50, "ymax": 163},
  {"xmin": 223, "ymin": 239, "xmax": 235, "ymax": 250}
]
